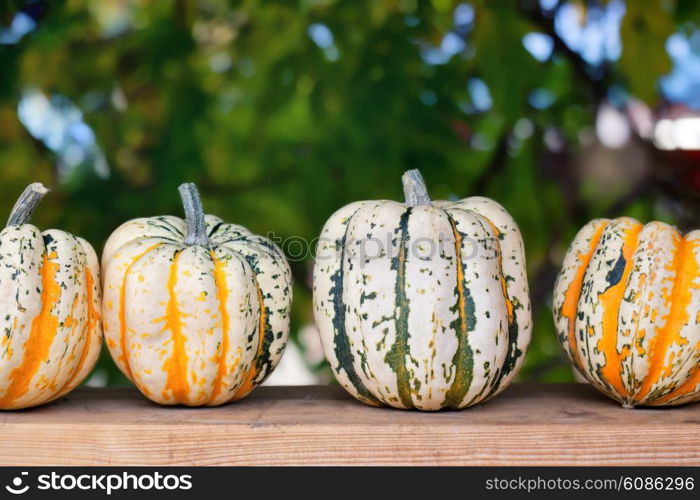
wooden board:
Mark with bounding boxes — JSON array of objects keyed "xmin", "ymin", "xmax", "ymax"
[{"xmin": 0, "ymin": 383, "xmax": 699, "ymax": 466}]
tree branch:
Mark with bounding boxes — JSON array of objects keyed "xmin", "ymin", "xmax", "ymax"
[{"xmin": 517, "ymin": 0, "xmax": 610, "ymax": 103}]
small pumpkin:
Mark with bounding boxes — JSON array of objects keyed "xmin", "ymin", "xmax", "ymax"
[
  {"xmin": 101, "ymin": 183, "xmax": 292, "ymax": 406},
  {"xmin": 0, "ymin": 183, "xmax": 102, "ymax": 410},
  {"xmin": 553, "ymin": 217, "xmax": 700, "ymax": 407},
  {"xmin": 313, "ymin": 170, "xmax": 532, "ymax": 410}
]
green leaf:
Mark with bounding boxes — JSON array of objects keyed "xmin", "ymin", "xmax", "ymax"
[{"xmin": 619, "ymin": 0, "xmax": 674, "ymax": 104}]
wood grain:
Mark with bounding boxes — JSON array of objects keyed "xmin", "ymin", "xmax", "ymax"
[{"xmin": 0, "ymin": 383, "xmax": 699, "ymax": 465}]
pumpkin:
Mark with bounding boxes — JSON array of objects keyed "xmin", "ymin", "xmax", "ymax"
[
  {"xmin": 101, "ymin": 183, "xmax": 292, "ymax": 406},
  {"xmin": 0, "ymin": 183, "xmax": 102, "ymax": 410},
  {"xmin": 553, "ymin": 217, "xmax": 700, "ymax": 407},
  {"xmin": 313, "ymin": 170, "xmax": 532, "ymax": 410}
]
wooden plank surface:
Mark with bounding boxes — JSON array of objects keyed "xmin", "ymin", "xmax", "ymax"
[{"xmin": 0, "ymin": 383, "xmax": 698, "ymax": 466}]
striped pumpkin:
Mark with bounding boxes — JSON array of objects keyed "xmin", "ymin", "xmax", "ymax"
[
  {"xmin": 0, "ymin": 183, "xmax": 102, "ymax": 410},
  {"xmin": 101, "ymin": 183, "xmax": 292, "ymax": 406},
  {"xmin": 313, "ymin": 170, "xmax": 532, "ymax": 410},
  {"xmin": 553, "ymin": 217, "xmax": 700, "ymax": 407}
]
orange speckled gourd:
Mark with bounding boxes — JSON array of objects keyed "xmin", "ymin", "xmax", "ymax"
[
  {"xmin": 0, "ymin": 183, "xmax": 102, "ymax": 410},
  {"xmin": 553, "ymin": 217, "xmax": 700, "ymax": 407},
  {"xmin": 101, "ymin": 183, "xmax": 292, "ymax": 406}
]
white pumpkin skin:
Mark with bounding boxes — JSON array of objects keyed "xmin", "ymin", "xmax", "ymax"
[
  {"xmin": 0, "ymin": 184, "xmax": 102, "ymax": 410},
  {"xmin": 101, "ymin": 184, "xmax": 292, "ymax": 406},
  {"xmin": 554, "ymin": 217, "xmax": 700, "ymax": 407},
  {"xmin": 313, "ymin": 170, "xmax": 532, "ymax": 410}
]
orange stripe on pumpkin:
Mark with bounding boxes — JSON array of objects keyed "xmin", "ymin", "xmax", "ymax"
[
  {"xmin": 208, "ymin": 251, "xmax": 231, "ymax": 403},
  {"xmin": 451, "ymin": 219, "xmax": 468, "ymax": 333},
  {"xmin": 160, "ymin": 250, "xmax": 190, "ymax": 403},
  {"xmin": 118, "ymin": 243, "xmax": 162, "ymax": 379},
  {"xmin": 0, "ymin": 252, "xmax": 61, "ymax": 407},
  {"xmin": 597, "ymin": 222, "xmax": 642, "ymax": 399},
  {"xmin": 635, "ymin": 235, "xmax": 698, "ymax": 402},
  {"xmin": 560, "ymin": 222, "xmax": 609, "ymax": 371},
  {"xmin": 652, "ymin": 344, "xmax": 700, "ymax": 405}
]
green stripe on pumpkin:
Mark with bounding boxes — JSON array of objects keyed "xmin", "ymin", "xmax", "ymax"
[
  {"xmin": 246, "ymin": 265, "xmax": 275, "ymax": 384},
  {"xmin": 329, "ymin": 214, "xmax": 381, "ymax": 405},
  {"xmin": 384, "ymin": 208, "xmax": 414, "ymax": 408},
  {"xmin": 442, "ymin": 215, "xmax": 475, "ymax": 408},
  {"xmin": 485, "ymin": 234, "xmax": 522, "ymax": 399}
]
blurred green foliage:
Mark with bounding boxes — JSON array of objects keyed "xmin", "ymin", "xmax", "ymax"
[{"xmin": 0, "ymin": 0, "xmax": 696, "ymax": 386}]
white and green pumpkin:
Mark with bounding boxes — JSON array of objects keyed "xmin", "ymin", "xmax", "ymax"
[
  {"xmin": 313, "ymin": 170, "xmax": 532, "ymax": 410},
  {"xmin": 101, "ymin": 183, "xmax": 292, "ymax": 406},
  {"xmin": 0, "ymin": 183, "xmax": 102, "ymax": 410}
]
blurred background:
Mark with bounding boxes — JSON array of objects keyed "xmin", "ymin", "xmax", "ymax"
[{"xmin": 0, "ymin": 0, "xmax": 698, "ymax": 387}]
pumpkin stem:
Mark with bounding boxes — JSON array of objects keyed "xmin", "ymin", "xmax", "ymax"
[
  {"xmin": 6, "ymin": 182, "xmax": 49, "ymax": 227},
  {"xmin": 178, "ymin": 182, "xmax": 209, "ymax": 247},
  {"xmin": 402, "ymin": 169, "xmax": 431, "ymax": 206}
]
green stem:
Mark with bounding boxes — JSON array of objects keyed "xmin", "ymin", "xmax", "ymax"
[
  {"xmin": 6, "ymin": 183, "xmax": 49, "ymax": 227},
  {"xmin": 178, "ymin": 183, "xmax": 209, "ymax": 247}
]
